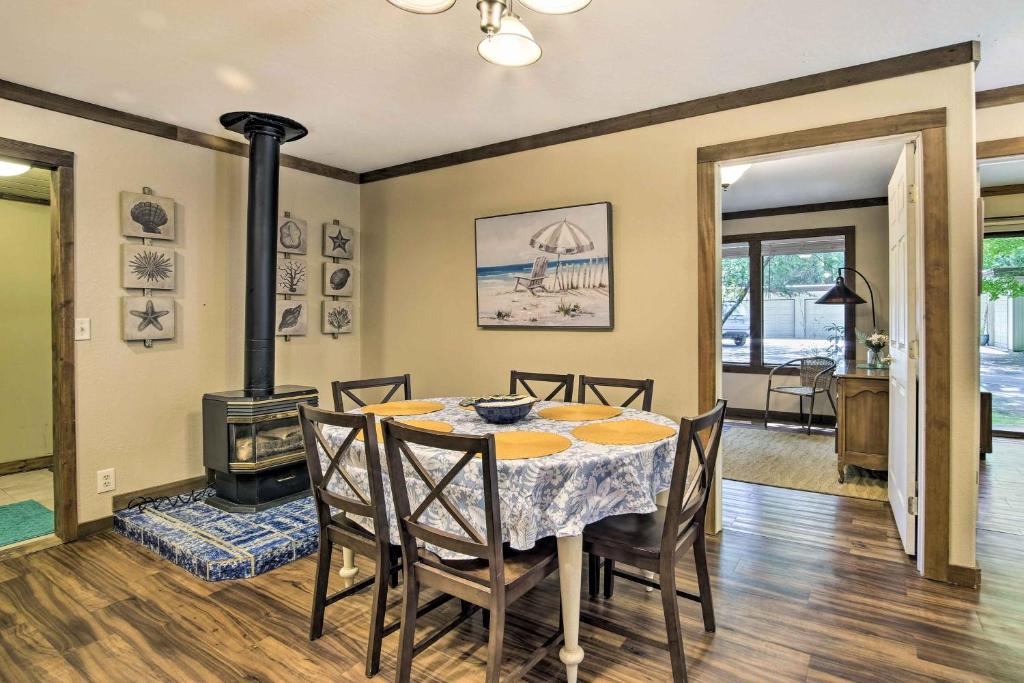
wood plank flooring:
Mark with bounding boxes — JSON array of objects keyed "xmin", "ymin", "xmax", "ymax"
[{"xmin": 1, "ymin": 440, "xmax": 1023, "ymax": 681}]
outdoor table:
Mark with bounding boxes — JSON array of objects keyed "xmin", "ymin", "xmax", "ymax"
[{"xmin": 321, "ymin": 396, "xmax": 679, "ymax": 683}]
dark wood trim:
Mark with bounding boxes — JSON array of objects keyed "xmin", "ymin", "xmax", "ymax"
[
  {"xmin": 111, "ymin": 474, "xmax": 211, "ymax": 511},
  {"xmin": 76, "ymin": 516, "xmax": 114, "ymax": 539},
  {"xmin": 361, "ymin": 43, "xmax": 977, "ymax": 183},
  {"xmin": 976, "ymin": 84, "xmax": 1024, "ymax": 109},
  {"xmin": 722, "ymin": 197, "xmax": 887, "ymax": 221},
  {"xmin": 0, "ymin": 192, "xmax": 49, "ymax": 206},
  {"xmin": 992, "ymin": 429, "xmax": 1024, "ymax": 439},
  {"xmin": 0, "ymin": 134, "xmax": 74, "ymax": 168},
  {"xmin": 697, "ymin": 161, "xmax": 719, "ymax": 533},
  {"xmin": 947, "ymin": 564, "xmax": 981, "ymax": 588},
  {"xmin": 727, "ymin": 407, "xmax": 836, "ymax": 426},
  {"xmin": 0, "ymin": 78, "xmax": 359, "ymax": 184},
  {"xmin": 980, "ymin": 184, "xmax": 1024, "ymax": 197},
  {"xmin": 0, "ymin": 456, "xmax": 52, "ymax": 476},
  {"xmin": 920, "ymin": 126, "xmax": 951, "ymax": 582},
  {"xmin": 698, "ymin": 109, "xmax": 946, "ymax": 163},
  {"xmin": 977, "ymin": 136, "xmax": 1024, "ymax": 160}
]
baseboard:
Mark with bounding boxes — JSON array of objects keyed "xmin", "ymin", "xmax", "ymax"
[
  {"xmin": 0, "ymin": 455, "xmax": 53, "ymax": 476},
  {"xmin": 727, "ymin": 406, "xmax": 837, "ymax": 427},
  {"xmin": 0, "ymin": 534, "xmax": 61, "ymax": 561},
  {"xmin": 111, "ymin": 473, "xmax": 211, "ymax": 511},
  {"xmin": 947, "ymin": 564, "xmax": 981, "ymax": 588},
  {"xmin": 76, "ymin": 516, "xmax": 113, "ymax": 539}
]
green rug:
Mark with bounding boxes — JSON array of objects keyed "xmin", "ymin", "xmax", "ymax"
[{"xmin": 0, "ymin": 500, "xmax": 54, "ymax": 547}]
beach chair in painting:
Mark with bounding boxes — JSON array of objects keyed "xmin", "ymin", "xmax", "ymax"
[{"xmin": 513, "ymin": 256, "xmax": 550, "ymax": 294}]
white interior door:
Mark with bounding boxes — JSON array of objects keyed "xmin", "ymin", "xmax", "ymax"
[{"xmin": 888, "ymin": 141, "xmax": 919, "ymax": 554}]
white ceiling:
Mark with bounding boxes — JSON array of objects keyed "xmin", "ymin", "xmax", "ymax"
[
  {"xmin": 980, "ymin": 157, "xmax": 1024, "ymax": 187},
  {"xmin": 722, "ymin": 142, "xmax": 906, "ymax": 212},
  {"xmin": 0, "ymin": 167, "xmax": 51, "ymax": 203},
  {"xmin": 1, "ymin": 1, "xmax": 1024, "ymax": 172}
]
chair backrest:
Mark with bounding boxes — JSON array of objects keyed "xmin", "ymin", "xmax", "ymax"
[
  {"xmin": 798, "ymin": 357, "xmax": 836, "ymax": 389},
  {"xmin": 661, "ymin": 399, "xmax": 727, "ymax": 552},
  {"xmin": 332, "ymin": 374, "xmax": 412, "ymax": 411},
  {"xmin": 510, "ymin": 370, "xmax": 574, "ymax": 402},
  {"xmin": 298, "ymin": 404, "xmax": 389, "ymax": 543},
  {"xmin": 531, "ymin": 256, "xmax": 549, "ymax": 279},
  {"xmin": 381, "ymin": 419, "xmax": 505, "ymax": 582},
  {"xmin": 578, "ymin": 375, "xmax": 655, "ymax": 411}
]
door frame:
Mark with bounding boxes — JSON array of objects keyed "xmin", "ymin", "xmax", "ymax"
[
  {"xmin": 697, "ymin": 109, "xmax": 953, "ymax": 582},
  {"xmin": 0, "ymin": 136, "xmax": 77, "ymax": 543}
]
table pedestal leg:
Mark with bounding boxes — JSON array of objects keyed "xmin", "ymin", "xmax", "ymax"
[
  {"xmin": 339, "ymin": 547, "xmax": 358, "ymax": 581},
  {"xmin": 557, "ymin": 534, "xmax": 585, "ymax": 683}
]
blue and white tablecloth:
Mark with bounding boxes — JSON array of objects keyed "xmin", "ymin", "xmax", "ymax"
[{"xmin": 320, "ymin": 397, "xmax": 679, "ymax": 559}]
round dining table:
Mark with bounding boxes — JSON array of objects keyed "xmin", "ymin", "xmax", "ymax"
[{"xmin": 321, "ymin": 396, "xmax": 680, "ymax": 683}]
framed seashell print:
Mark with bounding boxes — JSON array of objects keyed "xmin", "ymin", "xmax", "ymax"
[
  {"xmin": 122, "ymin": 243, "xmax": 176, "ymax": 290},
  {"xmin": 323, "ymin": 263, "xmax": 354, "ymax": 297},
  {"xmin": 121, "ymin": 191, "xmax": 175, "ymax": 240},
  {"xmin": 323, "ymin": 300, "xmax": 353, "ymax": 334},
  {"xmin": 275, "ymin": 299, "xmax": 308, "ymax": 336},
  {"xmin": 122, "ymin": 296, "xmax": 175, "ymax": 341},
  {"xmin": 278, "ymin": 214, "xmax": 308, "ymax": 254},
  {"xmin": 323, "ymin": 222, "xmax": 355, "ymax": 258},
  {"xmin": 276, "ymin": 259, "xmax": 307, "ymax": 295}
]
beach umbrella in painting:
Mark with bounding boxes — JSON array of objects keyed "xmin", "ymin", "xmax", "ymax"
[{"xmin": 529, "ymin": 218, "xmax": 594, "ymax": 290}]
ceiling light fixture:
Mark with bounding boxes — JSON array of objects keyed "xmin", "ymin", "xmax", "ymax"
[
  {"xmin": 0, "ymin": 159, "xmax": 31, "ymax": 176},
  {"xmin": 720, "ymin": 163, "xmax": 751, "ymax": 190},
  {"xmin": 388, "ymin": 0, "xmax": 588, "ymax": 65}
]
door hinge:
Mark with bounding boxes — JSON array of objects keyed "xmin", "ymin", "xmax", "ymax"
[
  {"xmin": 908, "ymin": 184, "xmax": 919, "ymax": 204},
  {"xmin": 908, "ymin": 496, "xmax": 918, "ymax": 516},
  {"xmin": 909, "ymin": 339, "xmax": 919, "ymax": 359}
]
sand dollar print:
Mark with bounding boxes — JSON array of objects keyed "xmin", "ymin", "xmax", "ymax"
[{"xmin": 277, "ymin": 215, "xmax": 308, "ymax": 254}]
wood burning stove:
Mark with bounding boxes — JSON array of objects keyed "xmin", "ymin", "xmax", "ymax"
[{"xmin": 203, "ymin": 111, "xmax": 317, "ymax": 513}]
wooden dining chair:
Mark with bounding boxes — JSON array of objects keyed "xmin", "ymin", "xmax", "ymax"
[
  {"xmin": 381, "ymin": 419, "xmax": 564, "ymax": 683},
  {"xmin": 509, "ymin": 370, "xmax": 574, "ymax": 402},
  {"xmin": 332, "ymin": 374, "xmax": 412, "ymax": 411},
  {"xmin": 578, "ymin": 375, "xmax": 655, "ymax": 411},
  {"xmin": 298, "ymin": 404, "xmax": 449, "ymax": 678},
  {"xmin": 582, "ymin": 399, "xmax": 727, "ymax": 682}
]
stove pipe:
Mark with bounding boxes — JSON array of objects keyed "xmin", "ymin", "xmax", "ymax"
[{"xmin": 220, "ymin": 112, "xmax": 308, "ymax": 397}]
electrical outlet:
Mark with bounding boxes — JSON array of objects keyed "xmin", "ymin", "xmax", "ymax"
[
  {"xmin": 97, "ymin": 468, "xmax": 115, "ymax": 493},
  {"xmin": 75, "ymin": 318, "xmax": 91, "ymax": 340}
]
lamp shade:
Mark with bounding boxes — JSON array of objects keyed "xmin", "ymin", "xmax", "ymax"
[
  {"xmin": 815, "ymin": 276, "xmax": 866, "ymax": 305},
  {"xmin": 519, "ymin": 0, "xmax": 591, "ymax": 13},
  {"xmin": 478, "ymin": 13, "xmax": 542, "ymax": 66},
  {"xmin": 387, "ymin": 0, "xmax": 456, "ymax": 13}
]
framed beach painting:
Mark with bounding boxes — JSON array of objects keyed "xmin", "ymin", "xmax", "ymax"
[{"xmin": 475, "ymin": 202, "xmax": 613, "ymax": 330}]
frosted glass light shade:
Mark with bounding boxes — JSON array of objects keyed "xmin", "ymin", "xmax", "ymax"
[
  {"xmin": 387, "ymin": 0, "xmax": 456, "ymax": 13},
  {"xmin": 519, "ymin": 0, "xmax": 591, "ymax": 13},
  {"xmin": 0, "ymin": 159, "xmax": 30, "ymax": 176},
  {"xmin": 478, "ymin": 14, "xmax": 542, "ymax": 66}
]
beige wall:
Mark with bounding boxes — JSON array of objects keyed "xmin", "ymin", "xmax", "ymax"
[
  {"xmin": 977, "ymin": 101, "xmax": 1024, "ymax": 143},
  {"xmin": 0, "ymin": 199, "xmax": 53, "ymax": 464},
  {"xmin": 722, "ymin": 205, "xmax": 889, "ymax": 413},
  {"xmin": 361, "ymin": 64, "xmax": 979, "ymax": 568},
  {"xmin": 0, "ymin": 99, "xmax": 361, "ymax": 523}
]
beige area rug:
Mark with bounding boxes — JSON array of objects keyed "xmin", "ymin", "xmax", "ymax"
[{"xmin": 723, "ymin": 423, "xmax": 888, "ymax": 501}]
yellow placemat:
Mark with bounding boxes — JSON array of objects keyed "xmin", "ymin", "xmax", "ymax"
[
  {"xmin": 538, "ymin": 405, "xmax": 624, "ymax": 421},
  {"xmin": 355, "ymin": 419, "xmax": 453, "ymax": 443},
  {"xmin": 360, "ymin": 400, "xmax": 443, "ymax": 416},
  {"xmin": 493, "ymin": 432, "xmax": 572, "ymax": 460},
  {"xmin": 572, "ymin": 419, "xmax": 677, "ymax": 446}
]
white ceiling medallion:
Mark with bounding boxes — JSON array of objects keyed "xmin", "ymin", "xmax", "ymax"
[
  {"xmin": 386, "ymin": 0, "xmax": 456, "ymax": 13},
  {"xmin": 519, "ymin": 0, "xmax": 591, "ymax": 13}
]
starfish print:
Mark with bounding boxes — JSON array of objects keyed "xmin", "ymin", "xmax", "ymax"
[
  {"xmin": 328, "ymin": 229, "xmax": 351, "ymax": 254},
  {"xmin": 130, "ymin": 300, "xmax": 170, "ymax": 332}
]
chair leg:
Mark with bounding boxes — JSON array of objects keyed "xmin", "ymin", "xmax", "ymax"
[
  {"xmin": 395, "ymin": 567, "xmax": 421, "ymax": 683},
  {"xmin": 588, "ymin": 553, "xmax": 600, "ymax": 598},
  {"xmin": 659, "ymin": 557, "xmax": 689, "ymax": 682},
  {"xmin": 692, "ymin": 532, "xmax": 716, "ymax": 633},
  {"xmin": 764, "ymin": 389, "xmax": 771, "ymax": 428},
  {"xmin": 798, "ymin": 395, "xmax": 804, "ymax": 426},
  {"xmin": 309, "ymin": 535, "xmax": 332, "ymax": 641},
  {"xmin": 826, "ymin": 390, "xmax": 838, "ymax": 430},
  {"xmin": 603, "ymin": 558, "xmax": 615, "ymax": 599},
  {"xmin": 364, "ymin": 557, "xmax": 391, "ymax": 678},
  {"xmin": 485, "ymin": 602, "xmax": 506, "ymax": 683},
  {"xmin": 389, "ymin": 564, "xmax": 400, "ymax": 588},
  {"xmin": 806, "ymin": 394, "xmax": 816, "ymax": 435}
]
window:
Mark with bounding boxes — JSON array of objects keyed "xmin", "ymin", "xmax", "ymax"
[{"xmin": 722, "ymin": 227, "xmax": 855, "ymax": 372}]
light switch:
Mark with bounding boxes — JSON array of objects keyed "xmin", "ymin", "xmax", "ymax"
[{"xmin": 75, "ymin": 318, "xmax": 91, "ymax": 340}]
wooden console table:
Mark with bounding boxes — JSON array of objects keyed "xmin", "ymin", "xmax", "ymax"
[{"xmin": 835, "ymin": 366, "xmax": 889, "ymax": 483}]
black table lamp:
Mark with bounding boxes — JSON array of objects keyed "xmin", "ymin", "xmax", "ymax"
[{"xmin": 816, "ymin": 266, "xmax": 877, "ymax": 330}]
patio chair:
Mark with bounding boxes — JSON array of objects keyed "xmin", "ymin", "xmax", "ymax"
[
  {"xmin": 764, "ymin": 356, "xmax": 837, "ymax": 434},
  {"xmin": 513, "ymin": 256, "xmax": 550, "ymax": 295}
]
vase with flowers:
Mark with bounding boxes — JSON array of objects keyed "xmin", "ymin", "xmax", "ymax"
[{"xmin": 856, "ymin": 330, "xmax": 889, "ymax": 368}]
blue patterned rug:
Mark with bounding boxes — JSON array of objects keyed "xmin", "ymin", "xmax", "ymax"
[{"xmin": 113, "ymin": 489, "xmax": 319, "ymax": 581}]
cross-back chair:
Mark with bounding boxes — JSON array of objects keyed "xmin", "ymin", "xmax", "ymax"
[
  {"xmin": 332, "ymin": 374, "xmax": 412, "ymax": 412},
  {"xmin": 583, "ymin": 399, "xmax": 727, "ymax": 682},
  {"xmin": 298, "ymin": 404, "xmax": 449, "ymax": 678},
  {"xmin": 578, "ymin": 375, "xmax": 655, "ymax": 412},
  {"xmin": 509, "ymin": 370, "xmax": 574, "ymax": 402},
  {"xmin": 381, "ymin": 419, "xmax": 563, "ymax": 683}
]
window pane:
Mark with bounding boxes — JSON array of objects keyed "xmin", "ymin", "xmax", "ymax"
[
  {"xmin": 721, "ymin": 242, "xmax": 751, "ymax": 364},
  {"xmin": 760, "ymin": 236, "xmax": 845, "ymax": 365}
]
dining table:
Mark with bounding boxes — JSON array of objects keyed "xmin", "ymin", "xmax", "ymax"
[{"xmin": 320, "ymin": 396, "xmax": 680, "ymax": 683}]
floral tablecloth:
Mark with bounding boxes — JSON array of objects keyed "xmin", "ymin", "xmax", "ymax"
[{"xmin": 320, "ymin": 397, "xmax": 679, "ymax": 559}]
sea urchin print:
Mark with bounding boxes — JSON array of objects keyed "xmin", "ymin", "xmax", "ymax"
[{"xmin": 129, "ymin": 250, "xmax": 173, "ymax": 283}]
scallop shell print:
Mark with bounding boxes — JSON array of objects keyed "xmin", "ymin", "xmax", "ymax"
[{"xmin": 130, "ymin": 201, "xmax": 169, "ymax": 234}]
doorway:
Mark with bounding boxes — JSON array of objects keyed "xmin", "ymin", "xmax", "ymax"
[{"xmin": 0, "ymin": 137, "xmax": 77, "ymax": 554}]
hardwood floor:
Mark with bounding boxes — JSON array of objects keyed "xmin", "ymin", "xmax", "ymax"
[{"xmin": 2, "ymin": 440, "xmax": 1023, "ymax": 681}]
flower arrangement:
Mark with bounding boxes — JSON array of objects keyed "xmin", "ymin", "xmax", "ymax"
[{"xmin": 856, "ymin": 330, "xmax": 889, "ymax": 368}]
